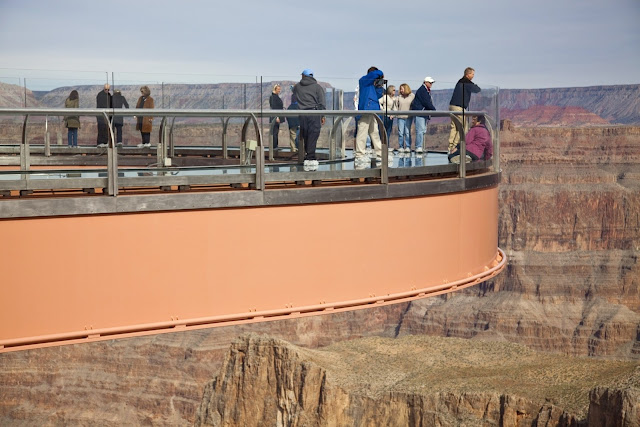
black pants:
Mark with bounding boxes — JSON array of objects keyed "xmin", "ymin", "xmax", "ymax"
[
  {"xmin": 140, "ymin": 132, "xmax": 150, "ymax": 145},
  {"xmin": 271, "ymin": 121, "xmax": 280, "ymax": 149},
  {"xmin": 114, "ymin": 124, "xmax": 123, "ymax": 143},
  {"xmin": 97, "ymin": 120, "xmax": 109, "ymax": 145},
  {"xmin": 299, "ymin": 115, "xmax": 321, "ymax": 160},
  {"xmin": 448, "ymin": 147, "xmax": 479, "ymax": 162}
]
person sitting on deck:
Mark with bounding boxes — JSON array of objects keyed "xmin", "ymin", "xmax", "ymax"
[{"xmin": 448, "ymin": 115, "xmax": 492, "ymax": 164}]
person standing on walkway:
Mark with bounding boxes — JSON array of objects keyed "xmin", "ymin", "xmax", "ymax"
[
  {"xmin": 135, "ymin": 85, "xmax": 154, "ymax": 148},
  {"xmin": 355, "ymin": 66, "xmax": 385, "ymax": 165},
  {"xmin": 293, "ymin": 69, "xmax": 326, "ymax": 168},
  {"xmin": 448, "ymin": 67, "xmax": 481, "ymax": 153},
  {"xmin": 410, "ymin": 76, "xmax": 436, "ymax": 155},
  {"xmin": 396, "ymin": 83, "xmax": 414, "ymax": 153},
  {"xmin": 269, "ymin": 84, "xmax": 284, "ymax": 151},
  {"xmin": 112, "ymin": 89, "xmax": 129, "ymax": 147},
  {"xmin": 96, "ymin": 83, "xmax": 112, "ymax": 147},
  {"xmin": 64, "ymin": 90, "xmax": 80, "ymax": 148}
]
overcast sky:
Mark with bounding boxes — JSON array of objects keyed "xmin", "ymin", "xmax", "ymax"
[{"xmin": 0, "ymin": 0, "xmax": 638, "ymax": 91}]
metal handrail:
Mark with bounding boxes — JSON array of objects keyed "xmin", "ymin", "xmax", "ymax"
[{"xmin": 0, "ymin": 108, "xmax": 496, "ymax": 196}]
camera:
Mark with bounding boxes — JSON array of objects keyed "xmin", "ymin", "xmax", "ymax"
[{"xmin": 374, "ymin": 78, "xmax": 387, "ymax": 88}]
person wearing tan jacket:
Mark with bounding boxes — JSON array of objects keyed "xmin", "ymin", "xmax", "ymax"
[
  {"xmin": 135, "ymin": 85, "xmax": 154, "ymax": 148},
  {"xmin": 396, "ymin": 83, "xmax": 415, "ymax": 153}
]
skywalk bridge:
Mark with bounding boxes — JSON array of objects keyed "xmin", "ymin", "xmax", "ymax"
[{"xmin": 0, "ymin": 107, "xmax": 505, "ymax": 352}]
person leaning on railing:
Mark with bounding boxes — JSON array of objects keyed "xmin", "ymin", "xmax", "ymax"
[
  {"xmin": 448, "ymin": 67, "xmax": 481, "ymax": 153},
  {"xmin": 448, "ymin": 115, "xmax": 492, "ymax": 164}
]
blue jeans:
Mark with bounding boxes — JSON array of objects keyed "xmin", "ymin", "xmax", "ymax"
[
  {"xmin": 67, "ymin": 128, "xmax": 78, "ymax": 147},
  {"xmin": 397, "ymin": 117, "xmax": 412, "ymax": 150},
  {"xmin": 415, "ymin": 116, "xmax": 427, "ymax": 150}
]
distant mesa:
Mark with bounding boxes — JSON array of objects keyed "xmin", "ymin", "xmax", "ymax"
[
  {"xmin": 501, "ymin": 105, "xmax": 611, "ymax": 127},
  {"xmin": 1, "ymin": 81, "xmax": 639, "ymax": 126}
]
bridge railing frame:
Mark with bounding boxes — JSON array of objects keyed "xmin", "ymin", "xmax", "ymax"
[{"xmin": 0, "ymin": 108, "xmax": 497, "ymax": 196}]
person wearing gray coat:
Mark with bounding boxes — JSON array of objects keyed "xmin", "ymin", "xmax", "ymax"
[{"xmin": 292, "ymin": 69, "xmax": 325, "ymax": 166}]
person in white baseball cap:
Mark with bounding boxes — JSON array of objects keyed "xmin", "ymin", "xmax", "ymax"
[{"xmin": 409, "ymin": 76, "xmax": 436, "ymax": 154}]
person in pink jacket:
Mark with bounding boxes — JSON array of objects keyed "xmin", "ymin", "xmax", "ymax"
[{"xmin": 448, "ymin": 115, "xmax": 492, "ymax": 163}]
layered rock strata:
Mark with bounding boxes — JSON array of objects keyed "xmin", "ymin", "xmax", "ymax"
[
  {"xmin": 195, "ymin": 335, "xmax": 639, "ymax": 426},
  {"xmin": 396, "ymin": 126, "xmax": 640, "ymax": 359}
]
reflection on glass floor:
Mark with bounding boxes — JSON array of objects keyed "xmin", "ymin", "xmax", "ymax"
[{"xmin": 0, "ymin": 149, "xmax": 452, "ymax": 180}]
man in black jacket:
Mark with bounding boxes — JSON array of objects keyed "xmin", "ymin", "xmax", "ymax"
[
  {"xmin": 269, "ymin": 84, "xmax": 284, "ymax": 150},
  {"xmin": 410, "ymin": 76, "xmax": 436, "ymax": 154},
  {"xmin": 111, "ymin": 89, "xmax": 129, "ymax": 147},
  {"xmin": 96, "ymin": 83, "xmax": 112, "ymax": 147},
  {"xmin": 448, "ymin": 67, "xmax": 481, "ymax": 152}
]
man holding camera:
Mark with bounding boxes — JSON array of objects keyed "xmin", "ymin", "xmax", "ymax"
[{"xmin": 355, "ymin": 66, "xmax": 385, "ymax": 164}]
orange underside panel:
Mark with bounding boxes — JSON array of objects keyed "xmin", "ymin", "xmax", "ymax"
[{"xmin": 0, "ymin": 187, "xmax": 500, "ymax": 350}]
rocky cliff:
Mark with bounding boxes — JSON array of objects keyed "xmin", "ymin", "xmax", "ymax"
[
  {"xmin": 396, "ymin": 125, "xmax": 640, "ymax": 359},
  {"xmin": 195, "ymin": 335, "xmax": 639, "ymax": 426},
  {"xmin": 0, "ymin": 124, "xmax": 638, "ymax": 425}
]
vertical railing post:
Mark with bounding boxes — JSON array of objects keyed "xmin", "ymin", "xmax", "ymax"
[
  {"xmin": 222, "ymin": 117, "xmax": 230, "ymax": 160},
  {"xmin": 158, "ymin": 117, "xmax": 168, "ymax": 166},
  {"xmin": 44, "ymin": 115, "xmax": 51, "ymax": 157},
  {"xmin": 105, "ymin": 112, "xmax": 118, "ymax": 196},
  {"xmin": 494, "ymin": 88, "xmax": 500, "ymax": 174},
  {"xmin": 20, "ymin": 115, "xmax": 30, "ymax": 177},
  {"xmin": 169, "ymin": 117, "xmax": 176, "ymax": 159}
]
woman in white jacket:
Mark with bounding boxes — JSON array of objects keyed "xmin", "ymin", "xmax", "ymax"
[
  {"xmin": 379, "ymin": 85, "xmax": 398, "ymax": 150},
  {"xmin": 396, "ymin": 83, "xmax": 415, "ymax": 153}
]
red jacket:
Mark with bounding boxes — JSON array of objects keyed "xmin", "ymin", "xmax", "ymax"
[{"xmin": 465, "ymin": 124, "xmax": 492, "ymax": 160}]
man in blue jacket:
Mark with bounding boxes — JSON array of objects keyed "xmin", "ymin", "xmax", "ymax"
[
  {"xmin": 410, "ymin": 76, "xmax": 436, "ymax": 154},
  {"xmin": 355, "ymin": 66, "xmax": 385, "ymax": 164}
]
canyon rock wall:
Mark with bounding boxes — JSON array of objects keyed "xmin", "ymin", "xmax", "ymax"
[
  {"xmin": 194, "ymin": 335, "xmax": 639, "ymax": 427},
  {"xmin": 396, "ymin": 125, "xmax": 640, "ymax": 359},
  {"xmin": 0, "ymin": 124, "xmax": 638, "ymax": 425}
]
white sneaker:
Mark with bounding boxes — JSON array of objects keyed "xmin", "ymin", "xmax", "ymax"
[
  {"xmin": 303, "ymin": 159, "xmax": 310, "ymax": 166},
  {"xmin": 303, "ymin": 163, "xmax": 318, "ymax": 171},
  {"xmin": 143, "ymin": 143, "xmax": 151, "ymax": 148},
  {"xmin": 416, "ymin": 147, "xmax": 423, "ymax": 154},
  {"xmin": 137, "ymin": 143, "xmax": 144, "ymax": 148},
  {"xmin": 97, "ymin": 143, "xmax": 107, "ymax": 148}
]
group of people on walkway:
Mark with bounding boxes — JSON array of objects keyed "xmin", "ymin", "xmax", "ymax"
[
  {"xmin": 64, "ymin": 84, "xmax": 155, "ymax": 148},
  {"xmin": 268, "ymin": 66, "xmax": 492, "ymax": 168},
  {"xmin": 64, "ymin": 67, "xmax": 492, "ymax": 166}
]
